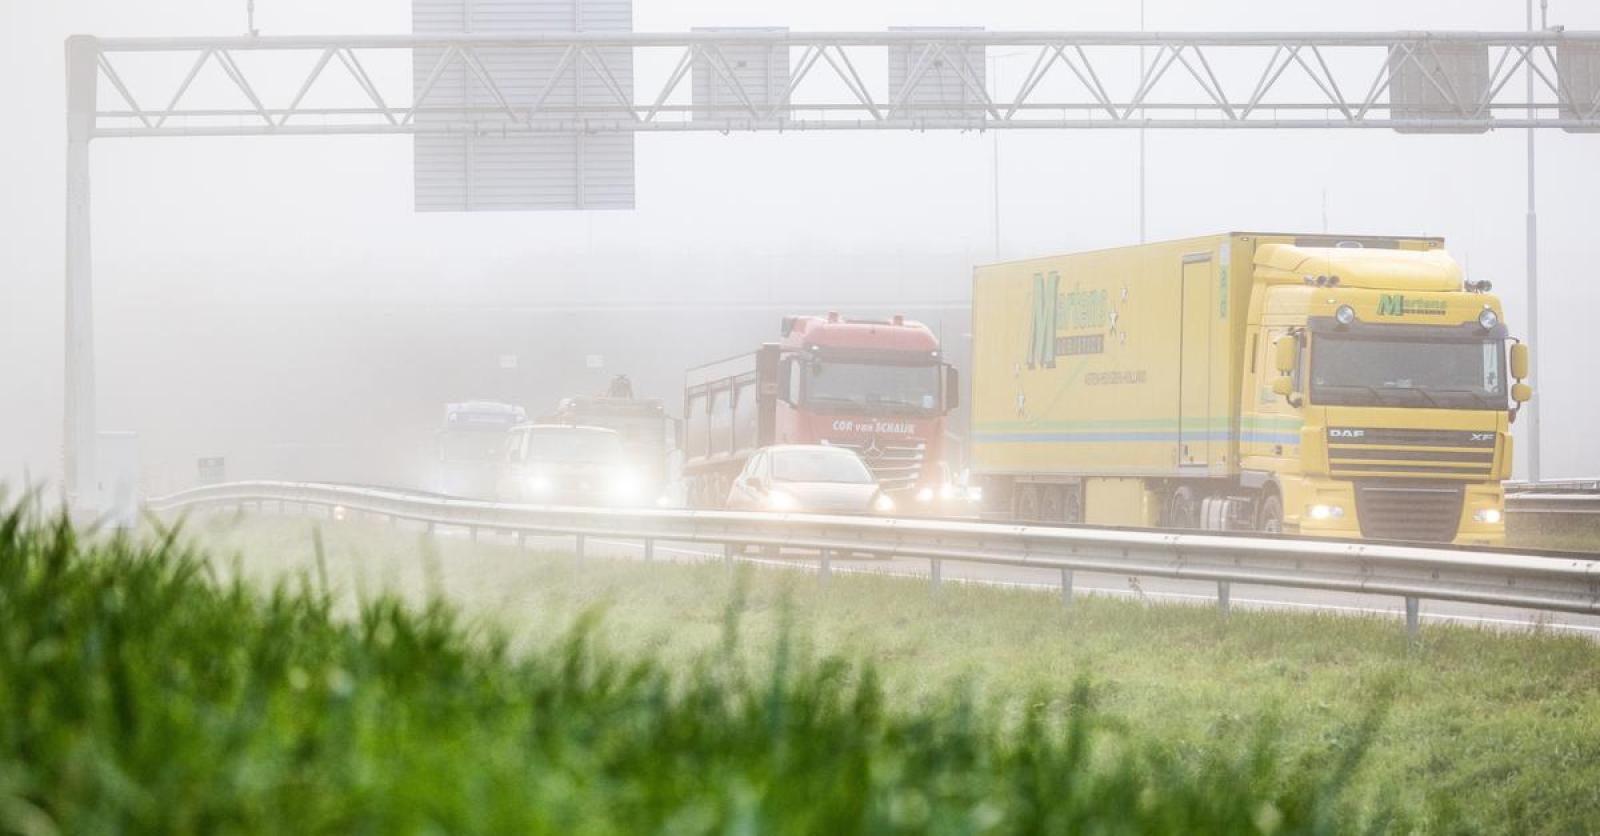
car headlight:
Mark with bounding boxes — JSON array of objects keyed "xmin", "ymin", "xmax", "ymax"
[
  {"xmin": 916, "ymin": 487, "xmax": 936, "ymax": 503},
  {"xmin": 526, "ymin": 474, "xmax": 554, "ymax": 495},
  {"xmin": 1307, "ymin": 503, "xmax": 1345, "ymax": 520},
  {"xmin": 1473, "ymin": 507, "xmax": 1503, "ymax": 524},
  {"xmin": 765, "ymin": 490, "xmax": 799, "ymax": 512},
  {"xmin": 873, "ymin": 493, "xmax": 896, "ymax": 514}
]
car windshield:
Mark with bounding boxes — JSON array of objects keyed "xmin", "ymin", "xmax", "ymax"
[
  {"xmin": 1311, "ymin": 336, "xmax": 1507, "ymax": 409},
  {"xmin": 440, "ymin": 430, "xmax": 508, "ymax": 463},
  {"xmin": 524, "ymin": 429, "xmax": 624, "ymax": 464},
  {"xmin": 805, "ymin": 361, "xmax": 941, "ymax": 412},
  {"xmin": 771, "ymin": 449, "xmax": 874, "ymax": 484}
]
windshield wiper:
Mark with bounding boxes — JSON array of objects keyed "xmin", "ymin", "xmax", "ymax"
[
  {"xmin": 1386, "ymin": 386, "xmax": 1443, "ymax": 408},
  {"xmin": 1425, "ymin": 388, "xmax": 1498, "ymax": 409}
]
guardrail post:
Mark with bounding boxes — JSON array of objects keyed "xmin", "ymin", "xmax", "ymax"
[
  {"xmin": 643, "ymin": 538, "xmax": 655, "ymax": 562},
  {"xmin": 517, "ymin": 532, "xmax": 527, "ymax": 554},
  {"xmin": 469, "ymin": 526, "xmax": 478, "ymax": 543},
  {"xmin": 723, "ymin": 542, "xmax": 734, "ymax": 568},
  {"xmin": 1405, "ymin": 596, "xmax": 1421, "ymax": 643},
  {"xmin": 819, "ymin": 549, "xmax": 832, "ymax": 588},
  {"xmin": 1217, "ymin": 581, "xmax": 1231, "ymax": 618},
  {"xmin": 930, "ymin": 558, "xmax": 943, "ymax": 592},
  {"xmin": 575, "ymin": 534, "xmax": 586, "ymax": 560},
  {"xmin": 1061, "ymin": 568, "xmax": 1074, "ymax": 608},
  {"xmin": 426, "ymin": 521, "xmax": 435, "ymax": 535}
]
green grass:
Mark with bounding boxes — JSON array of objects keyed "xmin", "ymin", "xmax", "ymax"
[{"xmin": 5, "ymin": 504, "xmax": 1600, "ymax": 833}]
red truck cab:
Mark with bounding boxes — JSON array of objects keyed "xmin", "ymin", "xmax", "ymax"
[{"xmin": 684, "ymin": 313, "xmax": 961, "ymax": 511}]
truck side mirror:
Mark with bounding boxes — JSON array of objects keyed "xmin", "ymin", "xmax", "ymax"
[
  {"xmin": 945, "ymin": 365, "xmax": 961, "ymax": 410},
  {"xmin": 1274, "ymin": 337, "xmax": 1297, "ymax": 374},
  {"xmin": 1510, "ymin": 342, "xmax": 1529, "ymax": 380},
  {"xmin": 1512, "ymin": 382, "xmax": 1533, "ymax": 404}
]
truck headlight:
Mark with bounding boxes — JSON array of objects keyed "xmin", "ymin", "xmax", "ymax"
[
  {"xmin": 916, "ymin": 487, "xmax": 936, "ymax": 503},
  {"xmin": 1307, "ymin": 503, "xmax": 1345, "ymax": 520},
  {"xmin": 873, "ymin": 493, "xmax": 896, "ymax": 514},
  {"xmin": 526, "ymin": 474, "xmax": 554, "ymax": 495},
  {"xmin": 1478, "ymin": 309, "xmax": 1499, "ymax": 330},
  {"xmin": 1335, "ymin": 305, "xmax": 1357, "ymax": 327},
  {"xmin": 1473, "ymin": 508, "xmax": 1503, "ymax": 524}
]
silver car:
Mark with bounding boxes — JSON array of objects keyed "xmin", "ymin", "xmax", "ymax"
[
  {"xmin": 497, "ymin": 424, "xmax": 647, "ymax": 506},
  {"xmin": 725, "ymin": 445, "xmax": 896, "ymax": 515}
]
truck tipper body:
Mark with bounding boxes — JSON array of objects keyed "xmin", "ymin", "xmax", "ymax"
[
  {"xmin": 970, "ymin": 233, "xmax": 1532, "ymax": 545},
  {"xmin": 683, "ymin": 314, "xmax": 962, "ymax": 510}
]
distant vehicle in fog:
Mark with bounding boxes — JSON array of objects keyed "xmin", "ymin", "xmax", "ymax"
[
  {"xmin": 540, "ymin": 375, "xmax": 679, "ymax": 506},
  {"xmin": 725, "ymin": 444, "xmax": 897, "ymax": 515},
  {"xmin": 497, "ymin": 424, "xmax": 647, "ymax": 507},
  {"xmin": 683, "ymin": 313, "xmax": 965, "ymax": 512},
  {"xmin": 433, "ymin": 401, "xmax": 526, "ymax": 498}
]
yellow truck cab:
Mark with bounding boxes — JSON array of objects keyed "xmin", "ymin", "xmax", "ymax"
[{"xmin": 970, "ymin": 233, "xmax": 1531, "ymax": 545}]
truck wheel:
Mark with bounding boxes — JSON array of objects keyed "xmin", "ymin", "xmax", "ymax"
[
  {"xmin": 1016, "ymin": 484, "xmax": 1040, "ymax": 522},
  {"xmin": 1257, "ymin": 493, "xmax": 1284, "ymax": 534},
  {"xmin": 1166, "ymin": 487, "xmax": 1200, "ymax": 530}
]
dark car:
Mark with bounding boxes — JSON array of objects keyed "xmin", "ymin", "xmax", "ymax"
[{"xmin": 725, "ymin": 445, "xmax": 896, "ymax": 515}]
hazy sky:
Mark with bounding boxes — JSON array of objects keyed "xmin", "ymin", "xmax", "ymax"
[{"xmin": 3, "ymin": 0, "xmax": 1599, "ymax": 491}]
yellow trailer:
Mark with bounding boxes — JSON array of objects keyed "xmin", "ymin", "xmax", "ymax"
[{"xmin": 970, "ymin": 233, "xmax": 1531, "ymax": 545}]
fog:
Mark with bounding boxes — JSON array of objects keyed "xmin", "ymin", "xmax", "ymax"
[{"xmin": 3, "ymin": 0, "xmax": 1599, "ymax": 498}]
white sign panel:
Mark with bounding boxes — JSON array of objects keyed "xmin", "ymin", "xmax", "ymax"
[
  {"xmin": 1387, "ymin": 42, "xmax": 1490, "ymax": 133},
  {"xmin": 413, "ymin": 0, "xmax": 636, "ymax": 211},
  {"xmin": 887, "ymin": 26, "xmax": 986, "ymax": 125},
  {"xmin": 691, "ymin": 27, "xmax": 790, "ymax": 124}
]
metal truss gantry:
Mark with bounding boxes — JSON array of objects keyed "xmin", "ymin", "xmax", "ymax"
[
  {"xmin": 81, "ymin": 30, "xmax": 1600, "ymax": 136},
  {"xmin": 62, "ymin": 29, "xmax": 1600, "ymax": 507}
]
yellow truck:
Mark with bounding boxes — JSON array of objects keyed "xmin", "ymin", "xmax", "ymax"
[{"xmin": 970, "ymin": 233, "xmax": 1532, "ymax": 545}]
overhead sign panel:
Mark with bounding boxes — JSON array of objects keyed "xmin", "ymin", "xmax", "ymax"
[
  {"xmin": 887, "ymin": 26, "xmax": 986, "ymax": 126},
  {"xmin": 1387, "ymin": 42, "xmax": 1491, "ymax": 133},
  {"xmin": 1558, "ymin": 42, "xmax": 1600, "ymax": 133},
  {"xmin": 691, "ymin": 27, "xmax": 790, "ymax": 124},
  {"xmin": 412, "ymin": 0, "xmax": 635, "ymax": 211}
]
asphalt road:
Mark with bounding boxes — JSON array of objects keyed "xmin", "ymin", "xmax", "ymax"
[{"xmin": 426, "ymin": 524, "xmax": 1600, "ymax": 638}]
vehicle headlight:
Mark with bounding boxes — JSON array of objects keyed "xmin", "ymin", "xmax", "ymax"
[
  {"xmin": 1473, "ymin": 507, "xmax": 1503, "ymax": 524},
  {"xmin": 916, "ymin": 487, "xmax": 936, "ymax": 503},
  {"xmin": 1307, "ymin": 503, "xmax": 1345, "ymax": 520},
  {"xmin": 1335, "ymin": 305, "xmax": 1357, "ymax": 327},
  {"xmin": 939, "ymin": 483, "xmax": 959, "ymax": 501},
  {"xmin": 611, "ymin": 473, "xmax": 640, "ymax": 500},
  {"xmin": 526, "ymin": 474, "xmax": 554, "ymax": 495},
  {"xmin": 1478, "ymin": 308, "xmax": 1499, "ymax": 330},
  {"xmin": 873, "ymin": 493, "xmax": 896, "ymax": 514},
  {"xmin": 765, "ymin": 489, "xmax": 799, "ymax": 512},
  {"xmin": 966, "ymin": 485, "xmax": 984, "ymax": 503}
]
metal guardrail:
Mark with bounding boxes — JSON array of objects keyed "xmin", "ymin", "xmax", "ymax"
[
  {"xmin": 1506, "ymin": 479, "xmax": 1600, "ymax": 518},
  {"xmin": 148, "ymin": 481, "xmax": 1600, "ymax": 639}
]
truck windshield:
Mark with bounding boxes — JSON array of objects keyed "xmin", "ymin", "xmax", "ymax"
[
  {"xmin": 771, "ymin": 449, "xmax": 874, "ymax": 484},
  {"xmin": 1311, "ymin": 337, "xmax": 1506, "ymax": 409},
  {"xmin": 805, "ymin": 362, "xmax": 942, "ymax": 413},
  {"xmin": 524, "ymin": 429, "xmax": 624, "ymax": 464}
]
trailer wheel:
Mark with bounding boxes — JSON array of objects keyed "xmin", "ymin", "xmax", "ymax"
[
  {"xmin": 1040, "ymin": 486, "xmax": 1064, "ymax": 523},
  {"xmin": 1257, "ymin": 493, "xmax": 1284, "ymax": 534},
  {"xmin": 1016, "ymin": 484, "xmax": 1041, "ymax": 522}
]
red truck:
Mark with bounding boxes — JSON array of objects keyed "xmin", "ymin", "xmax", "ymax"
[{"xmin": 683, "ymin": 313, "xmax": 963, "ymax": 511}]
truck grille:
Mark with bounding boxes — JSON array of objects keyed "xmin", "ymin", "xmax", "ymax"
[
  {"xmin": 828, "ymin": 439, "xmax": 925, "ymax": 491},
  {"xmin": 1352, "ymin": 482, "xmax": 1465, "ymax": 543},
  {"xmin": 1327, "ymin": 427, "xmax": 1496, "ymax": 478}
]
